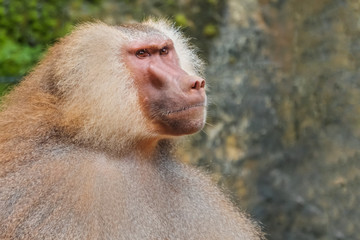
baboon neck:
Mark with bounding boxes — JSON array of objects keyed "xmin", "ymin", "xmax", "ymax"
[{"xmin": 130, "ymin": 138, "xmax": 176, "ymax": 161}]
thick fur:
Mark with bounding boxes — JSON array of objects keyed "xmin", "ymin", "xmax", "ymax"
[{"xmin": 0, "ymin": 19, "xmax": 264, "ymax": 239}]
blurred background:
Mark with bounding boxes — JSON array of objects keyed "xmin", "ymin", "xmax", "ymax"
[{"xmin": 1, "ymin": 0, "xmax": 359, "ymax": 239}]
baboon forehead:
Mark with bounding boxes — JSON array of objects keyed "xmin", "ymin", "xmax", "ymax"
[
  {"xmin": 118, "ymin": 22, "xmax": 157, "ymax": 33},
  {"xmin": 116, "ymin": 23, "xmax": 168, "ymax": 42}
]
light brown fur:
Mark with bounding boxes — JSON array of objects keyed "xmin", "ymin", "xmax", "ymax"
[{"xmin": 0, "ymin": 19, "xmax": 264, "ymax": 239}]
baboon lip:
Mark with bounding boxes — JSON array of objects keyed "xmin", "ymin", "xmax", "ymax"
[{"xmin": 165, "ymin": 103, "xmax": 205, "ymax": 115}]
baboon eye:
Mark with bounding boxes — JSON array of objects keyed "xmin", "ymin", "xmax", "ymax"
[
  {"xmin": 136, "ymin": 49, "xmax": 150, "ymax": 58},
  {"xmin": 160, "ymin": 47, "xmax": 169, "ymax": 55}
]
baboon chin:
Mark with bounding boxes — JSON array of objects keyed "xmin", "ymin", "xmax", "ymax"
[{"xmin": 0, "ymin": 19, "xmax": 265, "ymax": 240}]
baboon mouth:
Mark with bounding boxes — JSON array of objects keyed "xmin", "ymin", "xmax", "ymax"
[{"xmin": 165, "ymin": 103, "xmax": 205, "ymax": 115}]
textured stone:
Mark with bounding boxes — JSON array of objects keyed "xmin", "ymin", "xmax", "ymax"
[{"xmin": 181, "ymin": 0, "xmax": 360, "ymax": 239}]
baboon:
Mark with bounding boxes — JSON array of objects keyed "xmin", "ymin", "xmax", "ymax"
[{"xmin": 0, "ymin": 19, "xmax": 264, "ymax": 239}]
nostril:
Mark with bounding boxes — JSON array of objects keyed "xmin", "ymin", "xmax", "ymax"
[
  {"xmin": 191, "ymin": 81, "xmax": 200, "ymax": 90},
  {"xmin": 190, "ymin": 78, "xmax": 206, "ymax": 90}
]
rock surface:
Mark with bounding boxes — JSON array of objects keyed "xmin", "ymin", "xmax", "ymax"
[{"xmin": 180, "ymin": 0, "xmax": 360, "ymax": 239}]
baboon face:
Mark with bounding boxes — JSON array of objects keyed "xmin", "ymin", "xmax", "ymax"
[{"xmin": 125, "ymin": 37, "xmax": 207, "ymax": 137}]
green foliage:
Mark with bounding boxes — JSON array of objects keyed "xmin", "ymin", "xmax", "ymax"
[
  {"xmin": 203, "ymin": 24, "xmax": 218, "ymax": 38},
  {"xmin": 0, "ymin": 0, "xmax": 105, "ymax": 95},
  {"xmin": 0, "ymin": 39, "xmax": 42, "ymax": 76},
  {"xmin": 0, "ymin": 0, "xmax": 103, "ymax": 78},
  {"xmin": 207, "ymin": 0, "xmax": 218, "ymax": 6},
  {"xmin": 0, "ymin": 0, "xmax": 73, "ymax": 47},
  {"xmin": 174, "ymin": 14, "xmax": 190, "ymax": 27}
]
